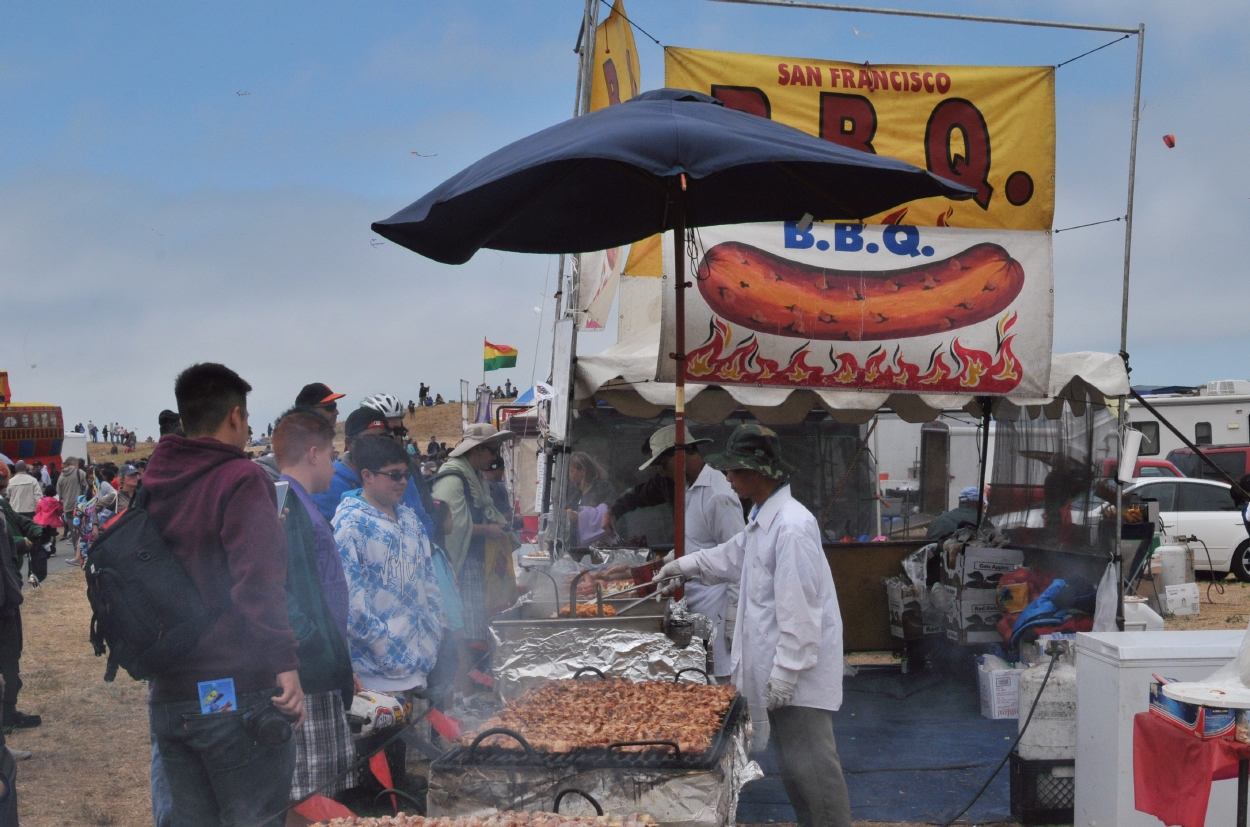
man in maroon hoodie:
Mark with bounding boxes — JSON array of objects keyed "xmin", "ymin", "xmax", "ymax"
[{"xmin": 144, "ymin": 362, "xmax": 304, "ymax": 827}]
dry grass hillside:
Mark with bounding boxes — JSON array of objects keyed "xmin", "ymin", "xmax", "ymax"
[{"xmin": 74, "ymin": 402, "xmax": 472, "ymax": 465}]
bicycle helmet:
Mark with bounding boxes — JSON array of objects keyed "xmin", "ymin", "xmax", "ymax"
[{"xmin": 361, "ymin": 392, "xmax": 405, "ymax": 419}]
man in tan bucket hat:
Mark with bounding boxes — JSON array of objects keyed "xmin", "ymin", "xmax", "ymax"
[{"xmin": 431, "ymin": 424, "xmax": 517, "ymax": 689}]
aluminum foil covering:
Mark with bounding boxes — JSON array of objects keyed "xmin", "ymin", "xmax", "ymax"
[
  {"xmin": 492, "ymin": 626, "xmax": 708, "ymax": 703},
  {"xmin": 428, "ymin": 718, "xmax": 758, "ymax": 827}
]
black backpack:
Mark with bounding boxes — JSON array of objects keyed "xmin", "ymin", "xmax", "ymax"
[{"xmin": 85, "ymin": 488, "xmax": 226, "ymax": 682}]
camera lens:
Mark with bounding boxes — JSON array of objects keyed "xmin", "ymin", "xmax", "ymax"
[
  {"xmin": 255, "ymin": 713, "xmax": 292, "ymax": 746},
  {"xmin": 243, "ymin": 703, "xmax": 292, "ymax": 747}
]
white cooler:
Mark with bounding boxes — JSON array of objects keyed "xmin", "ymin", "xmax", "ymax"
[{"xmin": 1075, "ymin": 630, "xmax": 1245, "ymax": 827}]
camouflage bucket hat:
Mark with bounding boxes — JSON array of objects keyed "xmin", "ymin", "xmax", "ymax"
[{"xmin": 704, "ymin": 424, "xmax": 794, "ymax": 481}]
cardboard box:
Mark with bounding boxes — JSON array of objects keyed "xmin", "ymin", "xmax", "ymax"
[
  {"xmin": 942, "ymin": 545, "xmax": 1024, "ymax": 591},
  {"xmin": 886, "ymin": 579, "xmax": 942, "ymax": 640},
  {"xmin": 946, "ymin": 588, "xmax": 1006, "ymax": 645},
  {"xmin": 1149, "ymin": 679, "xmax": 1235, "ymax": 739},
  {"xmin": 977, "ymin": 657, "xmax": 1024, "ymax": 719},
  {"xmin": 1164, "ymin": 583, "xmax": 1201, "ymax": 616}
]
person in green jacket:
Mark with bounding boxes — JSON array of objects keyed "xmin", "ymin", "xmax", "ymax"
[
  {"xmin": 0, "ymin": 465, "xmax": 42, "ymax": 729},
  {"xmin": 273, "ymin": 410, "xmax": 359, "ymax": 803}
]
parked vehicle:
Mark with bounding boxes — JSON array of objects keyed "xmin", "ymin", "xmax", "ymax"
[
  {"xmin": 1125, "ymin": 478, "xmax": 1250, "ymax": 580},
  {"xmin": 1166, "ymin": 445, "xmax": 1250, "ymax": 482},
  {"xmin": 1097, "ymin": 458, "xmax": 1184, "ymax": 480}
]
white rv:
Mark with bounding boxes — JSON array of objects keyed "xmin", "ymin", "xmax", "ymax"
[{"xmin": 1126, "ymin": 380, "xmax": 1250, "ymax": 457}]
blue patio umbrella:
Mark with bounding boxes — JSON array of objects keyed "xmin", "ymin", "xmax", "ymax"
[
  {"xmin": 373, "ymin": 89, "xmax": 971, "ymax": 264},
  {"xmin": 373, "ymin": 88, "xmax": 975, "ymax": 556}
]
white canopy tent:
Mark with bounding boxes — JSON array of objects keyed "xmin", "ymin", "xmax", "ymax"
[{"xmin": 576, "ymin": 323, "xmax": 1130, "ymax": 424}]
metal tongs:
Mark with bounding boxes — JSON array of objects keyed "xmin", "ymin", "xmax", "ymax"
[{"xmin": 610, "ymin": 574, "xmax": 684, "ymax": 614}]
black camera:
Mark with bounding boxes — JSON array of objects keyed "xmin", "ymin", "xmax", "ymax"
[{"xmin": 242, "ymin": 693, "xmax": 292, "ymax": 747}]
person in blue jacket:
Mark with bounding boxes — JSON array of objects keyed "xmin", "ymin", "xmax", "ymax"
[{"xmin": 311, "ymin": 407, "xmax": 435, "ymax": 538}]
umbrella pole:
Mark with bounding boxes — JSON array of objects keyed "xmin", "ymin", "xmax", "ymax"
[{"xmin": 673, "ymin": 208, "xmax": 687, "ymax": 562}]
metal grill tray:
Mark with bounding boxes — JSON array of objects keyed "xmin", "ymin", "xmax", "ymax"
[{"xmin": 435, "ymin": 693, "xmax": 748, "ymax": 773}]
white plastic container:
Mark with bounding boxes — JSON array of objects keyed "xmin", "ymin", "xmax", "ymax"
[
  {"xmin": 1017, "ymin": 660, "xmax": 1077, "ymax": 760},
  {"xmin": 1123, "ymin": 595, "xmax": 1165, "ymax": 631},
  {"xmin": 1157, "ymin": 540, "xmax": 1196, "ymax": 590},
  {"xmin": 1075, "ymin": 631, "xmax": 1245, "ymax": 827}
]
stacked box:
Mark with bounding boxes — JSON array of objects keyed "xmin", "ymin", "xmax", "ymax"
[
  {"xmin": 941, "ymin": 546, "xmax": 1023, "ymax": 645},
  {"xmin": 941, "ymin": 545, "xmax": 1025, "ymax": 591},
  {"xmin": 886, "ymin": 579, "xmax": 942, "ymax": 640},
  {"xmin": 946, "ymin": 587, "xmax": 1007, "ymax": 644}
]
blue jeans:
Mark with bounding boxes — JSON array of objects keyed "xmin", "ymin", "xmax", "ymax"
[
  {"xmin": 151, "ymin": 729, "xmax": 173, "ymax": 827},
  {"xmin": 149, "ymin": 691, "xmax": 295, "ymax": 827}
]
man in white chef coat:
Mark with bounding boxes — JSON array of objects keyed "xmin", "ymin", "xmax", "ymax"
[
  {"xmin": 655, "ymin": 424, "xmax": 850, "ymax": 827},
  {"xmin": 604, "ymin": 424, "xmax": 745, "ymax": 677}
]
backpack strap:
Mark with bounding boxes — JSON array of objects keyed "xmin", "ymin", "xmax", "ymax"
[{"xmin": 433, "ymin": 467, "xmax": 486, "ymax": 523}]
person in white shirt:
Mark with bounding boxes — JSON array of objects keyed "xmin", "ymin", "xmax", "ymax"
[
  {"xmin": 624, "ymin": 425, "xmax": 745, "ymax": 677},
  {"xmin": 655, "ymin": 424, "xmax": 851, "ymax": 827},
  {"xmin": 5, "ymin": 463, "xmax": 41, "ymax": 518}
]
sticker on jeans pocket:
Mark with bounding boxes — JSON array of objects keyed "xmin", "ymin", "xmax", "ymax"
[{"xmin": 198, "ymin": 679, "xmax": 237, "ymax": 714}]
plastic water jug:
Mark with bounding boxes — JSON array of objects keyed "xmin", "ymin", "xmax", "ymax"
[
  {"xmin": 1123, "ymin": 596, "xmax": 1165, "ymax": 631},
  {"xmin": 1017, "ymin": 660, "xmax": 1077, "ymax": 760},
  {"xmin": 1156, "ymin": 540, "xmax": 1195, "ymax": 591}
]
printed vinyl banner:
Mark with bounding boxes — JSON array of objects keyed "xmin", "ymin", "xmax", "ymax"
[
  {"xmin": 658, "ymin": 222, "xmax": 1053, "ymax": 397},
  {"xmin": 658, "ymin": 47, "xmax": 1055, "ymax": 395},
  {"xmin": 665, "ymin": 48, "xmax": 1055, "ymax": 230}
]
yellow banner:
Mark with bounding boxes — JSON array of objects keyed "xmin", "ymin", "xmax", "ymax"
[
  {"xmin": 589, "ymin": 0, "xmax": 641, "ymax": 111},
  {"xmin": 665, "ymin": 47, "xmax": 1055, "ymax": 230}
]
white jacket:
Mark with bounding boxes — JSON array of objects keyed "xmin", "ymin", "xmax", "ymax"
[
  {"xmin": 681, "ymin": 464, "xmax": 746, "ymax": 677},
  {"xmin": 678, "ymin": 485, "xmax": 843, "ymax": 738}
]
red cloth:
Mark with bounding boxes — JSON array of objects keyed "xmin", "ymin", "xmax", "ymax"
[
  {"xmin": 143, "ymin": 435, "xmax": 299, "ymax": 703},
  {"xmin": 292, "ymin": 795, "xmax": 354, "ymax": 822},
  {"xmin": 1134, "ymin": 712, "xmax": 1250, "ymax": 827}
]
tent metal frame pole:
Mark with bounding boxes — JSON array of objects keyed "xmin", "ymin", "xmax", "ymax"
[
  {"xmin": 707, "ymin": 0, "xmax": 1139, "ymax": 34},
  {"xmin": 673, "ymin": 204, "xmax": 687, "ymax": 564},
  {"xmin": 1114, "ymin": 24, "xmax": 1145, "ymax": 627},
  {"xmin": 974, "ymin": 398, "xmax": 992, "ymax": 529},
  {"xmin": 548, "ymin": 0, "xmax": 601, "ymax": 558}
]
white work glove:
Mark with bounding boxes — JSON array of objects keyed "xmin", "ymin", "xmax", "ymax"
[
  {"xmin": 652, "ymin": 559, "xmax": 686, "ymax": 600},
  {"xmin": 766, "ymin": 677, "xmax": 796, "ymax": 711}
]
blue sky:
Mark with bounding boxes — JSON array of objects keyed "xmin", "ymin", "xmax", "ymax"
[{"xmin": 3, "ymin": 0, "xmax": 1247, "ymax": 431}]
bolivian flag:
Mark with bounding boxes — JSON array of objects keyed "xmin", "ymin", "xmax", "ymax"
[{"xmin": 484, "ymin": 340, "xmax": 518, "ymax": 371}]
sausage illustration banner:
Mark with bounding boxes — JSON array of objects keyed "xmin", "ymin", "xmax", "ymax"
[
  {"xmin": 658, "ymin": 222, "xmax": 1053, "ymax": 397},
  {"xmin": 657, "ymin": 47, "xmax": 1055, "ymax": 396}
]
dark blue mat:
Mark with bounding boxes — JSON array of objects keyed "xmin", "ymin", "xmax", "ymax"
[{"xmin": 737, "ymin": 668, "xmax": 1017, "ymax": 824}]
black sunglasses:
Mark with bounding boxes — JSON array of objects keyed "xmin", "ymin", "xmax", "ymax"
[{"xmin": 368, "ymin": 469, "xmax": 410, "ymax": 482}]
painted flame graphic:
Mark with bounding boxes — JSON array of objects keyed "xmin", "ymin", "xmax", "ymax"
[{"xmin": 684, "ymin": 312, "xmax": 1024, "ymax": 394}]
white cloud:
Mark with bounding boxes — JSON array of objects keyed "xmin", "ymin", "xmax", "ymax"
[{"xmin": 0, "ymin": 172, "xmax": 555, "ymax": 431}]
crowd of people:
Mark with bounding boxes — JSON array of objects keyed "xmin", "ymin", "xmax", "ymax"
[
  {"xmin": 70, "ymin": 420, "xmax": 143, "ymax": 450},
  {"xmin": 0, "ymin": 367, "xmax": 523, "ymax": 825},
  {"xmin": 1, "ymin": 365, "xmax": 850, "ymax": 827}
]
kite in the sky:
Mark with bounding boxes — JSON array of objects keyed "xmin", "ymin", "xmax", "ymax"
[{"xmin": 1162, "ymin": 134, "xmax": 1176, "ymax": 148}]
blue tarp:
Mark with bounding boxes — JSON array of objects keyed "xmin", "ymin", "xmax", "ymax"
[{"xmin": 737, "ymin": 668, "xmax": 1016, "ymax": 824}]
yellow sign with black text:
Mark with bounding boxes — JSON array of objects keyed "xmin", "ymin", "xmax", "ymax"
[{"xmin": 665, "ymin": 47, "xmax": 1055, "ymax": 230}]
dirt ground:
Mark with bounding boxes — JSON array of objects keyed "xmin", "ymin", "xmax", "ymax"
[
  {"xmin": 1162, "ymin": 577, "xmax": 1250, "ymax": 631},
  {"xmin": 8, "ymin": 563, "xmax": 150, "ymax": 827}
]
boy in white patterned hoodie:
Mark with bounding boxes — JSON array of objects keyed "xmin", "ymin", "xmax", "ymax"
[{"xmin": 332, "ymin": 435, "xmax": 443, "ymax": 694}]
